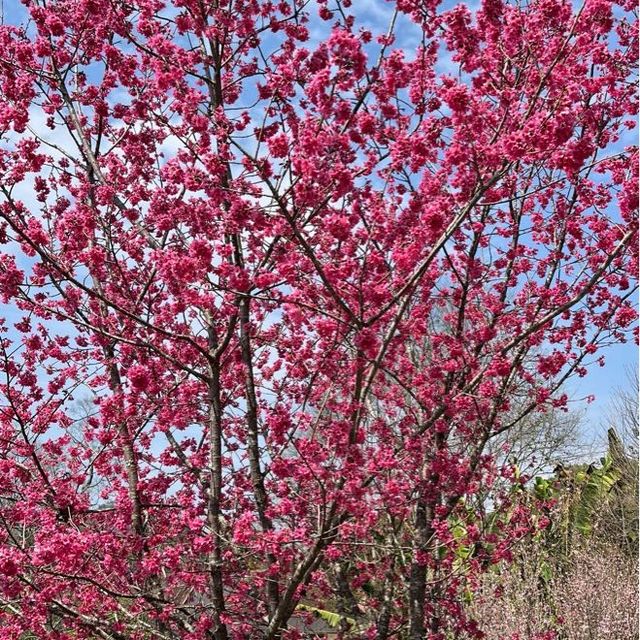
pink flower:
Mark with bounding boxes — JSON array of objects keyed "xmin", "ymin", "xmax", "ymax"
[{"xmin": 128, "ymin": 364, "xmax": 151, "ymax": 392}]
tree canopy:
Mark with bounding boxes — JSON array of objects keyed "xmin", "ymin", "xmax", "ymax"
[{"xmin": 0, "ymin": 0, "xmax": 637, "ymax": 638}]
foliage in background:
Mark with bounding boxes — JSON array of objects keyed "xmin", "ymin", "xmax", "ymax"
[{"xmin": 470, "ymin": 421, "xmax": 639, "ymax": 640}]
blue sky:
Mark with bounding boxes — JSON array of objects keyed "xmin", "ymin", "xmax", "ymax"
[{"xmin": 570, "ymin": 341, "xmax": 637, "ymax": 443}]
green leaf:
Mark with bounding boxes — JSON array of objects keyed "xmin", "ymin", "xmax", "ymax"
[
  {"xmin": 534, "ymin": 476, "xmax": 553, "ymax": 500},
  {"xmin": 295, "ymin": 604, "xmax": 357, "ymax": 629},
  {"xmin": 573, "ymin": 455, "xmax": 622, "ymax": 536},
  {"xmin": 539, "ymin": 560, "xmax": 553, "ymax": 583}
]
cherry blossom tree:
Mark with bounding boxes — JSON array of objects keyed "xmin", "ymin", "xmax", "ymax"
[{"xmin": 0, "ymin": 0, "xmax": 637, "ymax": 638}]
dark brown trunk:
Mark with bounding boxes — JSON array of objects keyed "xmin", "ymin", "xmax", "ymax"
[
  {"xmin": 239, "ymin": 296, "xmax": 281, "ymax": 618},
  {"xmin": 206, "ymin": 325, "xmax": 229, "ymax": 640}
]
